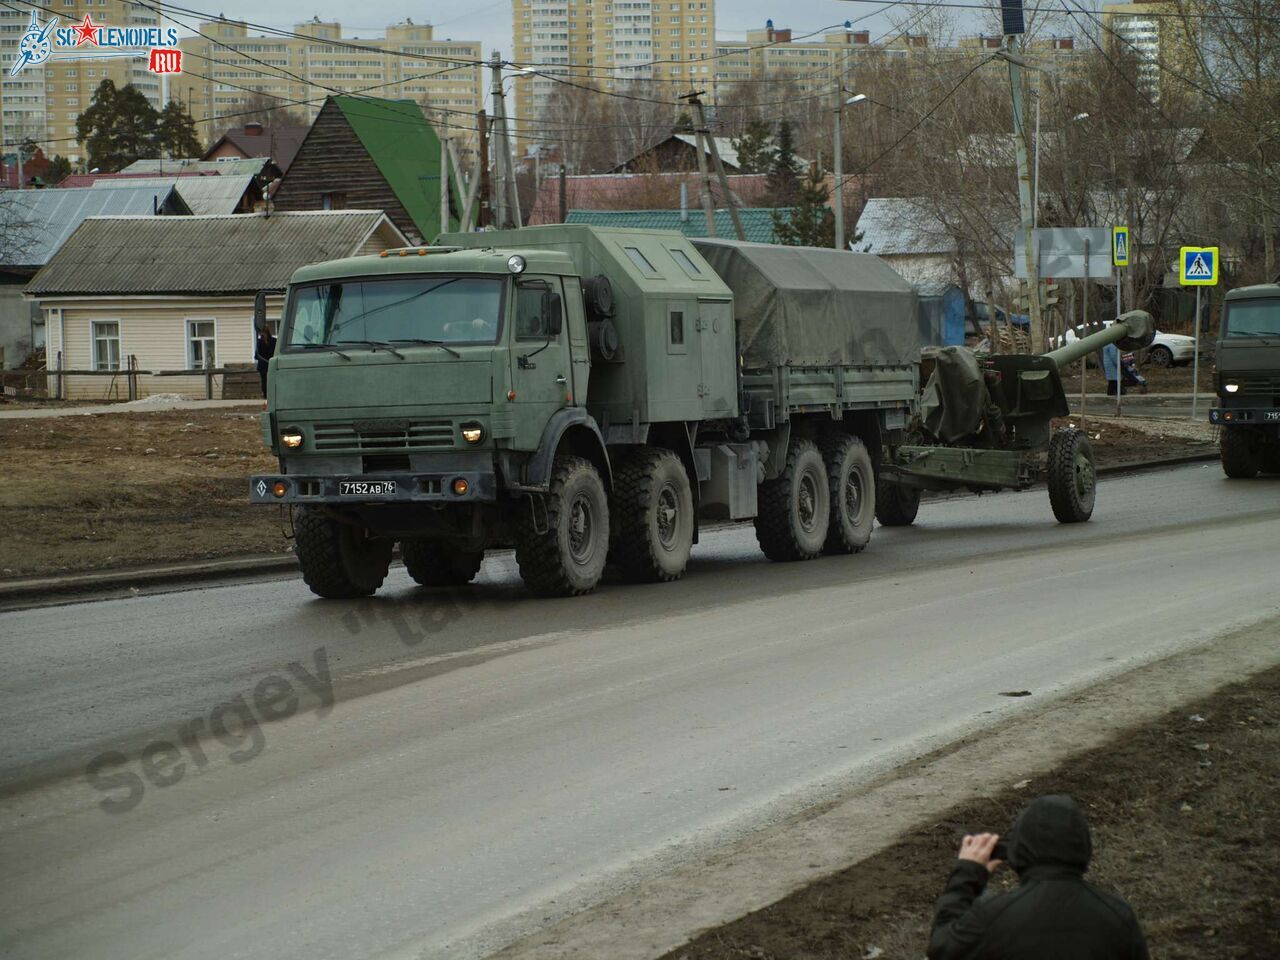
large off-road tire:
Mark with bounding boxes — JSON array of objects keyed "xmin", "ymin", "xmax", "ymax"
[
  {"xmin": 1220, "ymin": 428, "xmax": 1261, "ymax": 479},
  {"xmin": 293, "ymin": 506, "xmax": 393, "ymax": 599},
  {"xmin": 1046, "ymin": 427, "xmax": 1097, "ymax": 523},
  {"xmin": 400, "ymin": 539, "xmax": 483, "ymax": 586},
  {"xmin": 821, "ymin": 434, "xmax": 875, "ymax": 554},
  {"xmin": 610, "ymin": 447, "xmax": 694, "ymax": 582},
  {"xmin": 515, "ymin": 455, "xmax": 610, "ymax": 596},
  {"xmin": 876, "ymin": 478, "xmax": 921, "ymax": 527},
  {"xmin": 754, "ymin": 438, "xmax": 830, "ymax": 561}
]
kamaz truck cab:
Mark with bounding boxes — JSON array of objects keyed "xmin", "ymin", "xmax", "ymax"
[{"xmin": 1209, "ymin": 283, "xmax": 1280, "ymax": 477}]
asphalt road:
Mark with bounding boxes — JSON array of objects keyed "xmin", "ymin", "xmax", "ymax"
[{"xmin": 1, "ymin": 463, "xmax": 1278, "ymax": 960}]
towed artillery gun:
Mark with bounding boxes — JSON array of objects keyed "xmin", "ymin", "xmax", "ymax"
[{"xmin": 876, "ymin": 310, "xmax": 1156, "ymax": 525}]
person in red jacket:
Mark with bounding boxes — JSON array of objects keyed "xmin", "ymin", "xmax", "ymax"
[{"xmin": 928, "ymin": 794, "xmax": 1148, "ymax": 960}]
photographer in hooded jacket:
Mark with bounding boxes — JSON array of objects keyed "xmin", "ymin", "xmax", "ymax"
[{"xmin": 928, "ymin": 794, "xmax": 1149, "ymax": 960}]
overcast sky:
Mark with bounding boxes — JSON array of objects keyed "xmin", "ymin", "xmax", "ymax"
[{"xmin": 172, "ymin": 1, "xmax": 989, "ymax": 61}]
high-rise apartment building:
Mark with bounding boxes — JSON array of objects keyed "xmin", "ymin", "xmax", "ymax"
[
  {"xmin": 1101, "ymin": 0, "xmax": 1196, "ymax": 99},
  {"xmin": 512, "ymin": 0, "xmax": 715, "ymax": 140},
  {"xmin": 178, "ymin": 19, "xmax": 483, "ymax": 148},
  {"xmin": 0, "ymin": 1, "xmax": 165, "ymax": 165}
]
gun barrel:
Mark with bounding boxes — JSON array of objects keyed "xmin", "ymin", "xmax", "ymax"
[{"xmin": 1043, "ymin": 309, "xmax": 1156, "ymax": 369}]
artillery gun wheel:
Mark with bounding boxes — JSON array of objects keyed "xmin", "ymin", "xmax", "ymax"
[
  {"xmin": 755, "ymin": 438, "xmax": 830, "ymax": 561},
  {"xmin": 875, "ymin": 479, "xmax": 921, "ymax": 527},
  {"xmin": 1046, "ymin": 427, "xmax": 1097, "ymax": 523},
  {"xmin": 515, "ymin": 455, "xmax": 610, "ymax": 596},
  {"xmin": 609, "ymin": 447, "xmax": 694, "ymax": 582},
  {"xmin": 821, "ymin": 434, "xmax": 875, "ymax": 554},
  {"xmin": 1219, "ymin": 429, "xmax": 1261, "ymax": 479},
  {"xmin": 400, "ymin": 540, "xmax": 484, "ymax": 586},
  {"xmin": 293, "ymin": 507, "xmax": 393, "ymax": 599}
]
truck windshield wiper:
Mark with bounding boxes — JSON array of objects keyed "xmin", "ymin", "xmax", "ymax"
[
  {"xmin": 297, "ymin": 343, "xmax": 352, "ymax": 361},
  {"xmin": 339, "ymin": 339, "xmax": 406, "ymax": 359},
  {"xmin": 389, "ymin": 338, "xmax": 462, "ymax": 358}
]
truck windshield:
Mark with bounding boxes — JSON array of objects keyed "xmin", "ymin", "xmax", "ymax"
[
  {"xmin": 1222, "ymin": 298, "xmax": 1280, "ymax": 338},
  {"xmin": 284, "ymin": 276, "xmax": 504, "ymax": 348}
]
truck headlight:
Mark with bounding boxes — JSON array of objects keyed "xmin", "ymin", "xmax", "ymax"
[
  {"xmin": 507, "ymin": 255, "xmax": 526, "ymax": 274},
  {"xmin": 461, "ymin": 423, "xmax": 484, "ymax": 444},
  {"xmin": 280, "ymin": 428, "xmax": 304, "ymax": 448},
  {"xmin": 1224, "ymin": 383, "xmax": 1239, "ymax": 393}
]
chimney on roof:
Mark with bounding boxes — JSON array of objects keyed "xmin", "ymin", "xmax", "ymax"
[
  {"xmin": 244, "ymin": 122, "xmax": 265, "ymax": 136},
  {"xmin": 852, "ymin": 30, "xmax": 869, "ymax": 44}
]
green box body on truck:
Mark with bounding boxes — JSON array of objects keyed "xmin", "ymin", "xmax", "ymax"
[
  {"xmin": 1208, "ymin": 283, "xmax": 1280, "ymax": 478},
  {"xmin": 250, "ymin": 225, "xmax": 920, "ymax": 598}
]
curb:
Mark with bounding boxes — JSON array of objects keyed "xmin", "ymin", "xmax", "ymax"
[{"xmin": 0, "ymin": 454, "xmax": 1221, "ymax": 608}]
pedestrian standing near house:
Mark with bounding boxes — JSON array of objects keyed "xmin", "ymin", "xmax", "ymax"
[
  {"xmin": 255, "ymin": 327, "xmax": 277, "ymax": 398},
  {"xmin": 928, "ymin": 794, "xmax": 1149, "ymax": 960}
]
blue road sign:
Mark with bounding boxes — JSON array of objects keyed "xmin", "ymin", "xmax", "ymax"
[{"xmin": 1179, "ymin": 246, "xmax": 1218, "ymax": 286}]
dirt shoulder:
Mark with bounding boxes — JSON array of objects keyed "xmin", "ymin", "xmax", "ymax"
[
  {"xmin": 662, "ymin": 664, "xmax": 1278, "ymax": 960},
  {"xmin": 0, "ymin": 410, "xmax": 287, "ymax": 579}
]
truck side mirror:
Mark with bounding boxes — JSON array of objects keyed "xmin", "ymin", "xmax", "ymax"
[
  {"xmin": 544, "ymin": 292, "xmax": 563, "ymax": 336},
  {"xmin": 253, "ymin": 290, "xmax": 268, "ymax": 334}
]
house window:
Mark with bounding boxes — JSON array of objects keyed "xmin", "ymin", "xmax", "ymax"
[
  {"xmin": 187, "ymin": 319, "xmax": 216, "ymax": 369},
  {"xmin": 92, "ymin": 321, "xmax": 121, "ymax": 370},
  {"xmin": 321, "ymin": 191, "xmax": 346, "ymax": 210}
]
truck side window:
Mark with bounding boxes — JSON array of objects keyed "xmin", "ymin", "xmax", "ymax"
[{"xmin": 670, "ymin": 311, "xmax": 685, "ymax": 346}]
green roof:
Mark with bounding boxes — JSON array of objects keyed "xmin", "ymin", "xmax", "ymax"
[
  {"xmin": 565, "ymin": 208, "xmax": 795, "ymax": 244},
  {"xmin": 333, "ymin": 96, "xmax": 459, "ymax": 239}
]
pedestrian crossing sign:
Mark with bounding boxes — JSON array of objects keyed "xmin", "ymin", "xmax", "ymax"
[
  {"xmin": 1112, "ymin": 226, "xmax": 1129, "ymax": 266},
  {"xmin": 1179, "ymin": 246, "xmax": 1218, "ymax": 286}
]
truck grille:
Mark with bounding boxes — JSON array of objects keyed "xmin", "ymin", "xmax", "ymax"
[
  {"xmin": 1233, "ymin": 373, "xmax": 1280, "ymax": 396},
  {"xmin": 312, "ymin": 419, "xmax": 454, "ymax": 452}
]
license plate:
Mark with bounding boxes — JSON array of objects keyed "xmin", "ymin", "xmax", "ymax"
[
  {"xmin": 338, "ymin": 480, "xmax": 397, "ymax": 496},
  {"xmin": 1266, "ymin": 411, "xmax": 1280, "ymax": 421}
]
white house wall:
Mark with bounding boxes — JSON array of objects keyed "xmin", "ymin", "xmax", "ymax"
[{"xmin": 41, "ymin": 296, "xmax": 284, "ymax": 401}]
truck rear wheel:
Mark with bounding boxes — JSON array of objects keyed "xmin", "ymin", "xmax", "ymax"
[
  {"xmin": 1046, "ymin": 427, "xmax": 1096, "ymax": 523},
  {"xmin": 822, "ymin": 434, "xmax": 875, "ymax": 554},
  {"xmin": 876, "ymin": 479, "xmax": 921, "ymax": 527},
  {"xmin": 610, "ymin": 447, "xmax": 694, "ymax": 582},
  {"xmin": 755, "ymin": 438, "xmax": 830, "ymax": 561},
  {"xmin": 516, "ymin": 455, "xmax": 610, "ymax": 596},
  {"xmin": 1220, "ymin": 428, "xmax": 1261, "ymax": 479},
  {"xmin": 293, "ymin": 507, "xmax": 393, "ymax": 599},
  {"xmin": 400, "ymin": 540, "xmax": 483, "ymax": 586}
]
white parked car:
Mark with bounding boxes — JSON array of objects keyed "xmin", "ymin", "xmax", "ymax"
[{"xmin": 1057, "ymin": 322, "xmax": 1196, "ymax": 367}]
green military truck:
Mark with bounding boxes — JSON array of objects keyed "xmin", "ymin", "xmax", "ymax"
[
  {"xmin": 1208, "ymin": 283, "xmax": 1280, "ymax": 477},
  {"xmin": 250, "ymin": 225, "xmax": 919, "ymax": 598}
]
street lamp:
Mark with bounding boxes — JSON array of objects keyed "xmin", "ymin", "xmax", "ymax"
[{"xmin": 833, "ymin": 91, "xmax": 867, "ymax": 251}]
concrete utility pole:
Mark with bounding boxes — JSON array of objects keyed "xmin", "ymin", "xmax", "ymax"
[
  {"xmin": 439, "ymin": 113, "xmax": 450, "ymax": 235},
  {"xmin": 682, "ymin": 91, "xmax": 745, "ymax": 241},
  {"xmin": 1003, "ymin": 41, "xmax": 1045, "ymax": 353},
  {"xmin": 488, "ymin": 55, "xmax": 509, "ymax": 229},
  {"xmin": 477, "ymin": 108, "xmax": 491, "ymax": 229}
]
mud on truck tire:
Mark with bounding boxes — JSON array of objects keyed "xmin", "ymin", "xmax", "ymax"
[
  {"xmin": 293, "ymin": 506, "xmax": 394, "ymax": 599},
  {"xmin": 822, "ymin": 434, "xmax": 875, "ymax": 554},
  {"xmin": 610, "ymin": 446, "xmax": 695, "ymax": 583},
  {"xmin": 516, "ymin": 455, "xmax": 611, "ymax": 597},
  {"xmin": 755, "ymin": 437, "xmax": 831, "ymax": 561}
]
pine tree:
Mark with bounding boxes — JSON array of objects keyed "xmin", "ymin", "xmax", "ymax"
[
  {"xmin": 76, "ymin": 81, "xmax": 162, "ymax": 172},
  {"xmin": 157, "ymin": 100, "xmax": 202, "ymax": 159},
  {"xmin": 673, "ymin": 110, "xmax": 694, "ymax": 134},
  {"xmin": 772, "ymin": 166, "xmax": 835, "ymax": 248},
  {"xmin": 766, "ymin": 120, "xmax": 801, "ymax": 206},
  {"xmin": 731, "ymin": 120, "xmax": 774, "ymax": 174}
]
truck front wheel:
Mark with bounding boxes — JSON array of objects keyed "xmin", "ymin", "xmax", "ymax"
[
  {"xmin": 822, "ymin": 434, "xmax": 875, "ymax": 554},
  {"xmin": 755, "ymin": 438, "xmax": 830, "ymax": 561},
  {"xmin": 610, "ymin": 447, "xmax": 694, "ymax": 582},
  {"xmin": 516, "ymin": 455, "xmax": 610, "ymax": 596},
  {"xmin": 293, "ymin": 507, "xmax": 393, "ymax": 599},
  {"xmin": 400, "ymin": 540, "xmax": 484, "ymax": 586},
  {"xmin": 1220, "ymin": 428, "xmax": 1261, "ymax": 479}
]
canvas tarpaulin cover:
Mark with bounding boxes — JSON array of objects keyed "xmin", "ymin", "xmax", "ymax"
[
  {"xmin": 920, "ymin": 346, "xmax": 988, "ymax": 442},
  {"xmin": 690, "ymin": 238, "xmax": 920, "ymax": 368}
]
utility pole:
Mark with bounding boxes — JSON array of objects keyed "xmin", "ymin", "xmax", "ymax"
[
  {"xmin": 1003, "ymin": 39, "xmax": 1044, "ymax": 352},
  {"xmin": 477, "ymin": 108, "xmax": 491, "ymax": 229},
  {"xmin": 682, "ymin": 91, "xmax": 745, "ymax": 241},
  {"xmin": 488, "ymin": 55, "xmax": 508, "ymax": 228},
  {"xmin": 439, "ymin": 112, "xmax": 451, "ymax": 236},
  {"xmin": 833, "ymin": 84, "xmax": 843, "ymax": 250}
]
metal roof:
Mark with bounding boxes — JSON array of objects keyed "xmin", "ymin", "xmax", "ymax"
[
  {"xmin": 853, "ymin": 198, "xmax": 956, "ymax": 256},
  {"xmin": 1, "ymin": 185, "xmax": 189, "ymax": 268},
  {"xmin": 566, "ymin": 208, "xmax": 794, "ymax": 244},
  {"xmin": 119, "ymin": 157, "xmax": 270, "ymax": 178},
  {"xmin": 26, "ymin": 211, "xmax": 407, "ymax": 297},
  {"xmin": 91, "ymin": 174, "xmax": 259, "ymax": 215}
]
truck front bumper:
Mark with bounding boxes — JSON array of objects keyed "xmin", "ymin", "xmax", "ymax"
[
  {"xmin": 249, "ymin": 470, "xmax": 499, "ymax": 505},
  {"xmin": 1209, "ymin": 407, "xmax": 1280, "ymax": 426}
]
